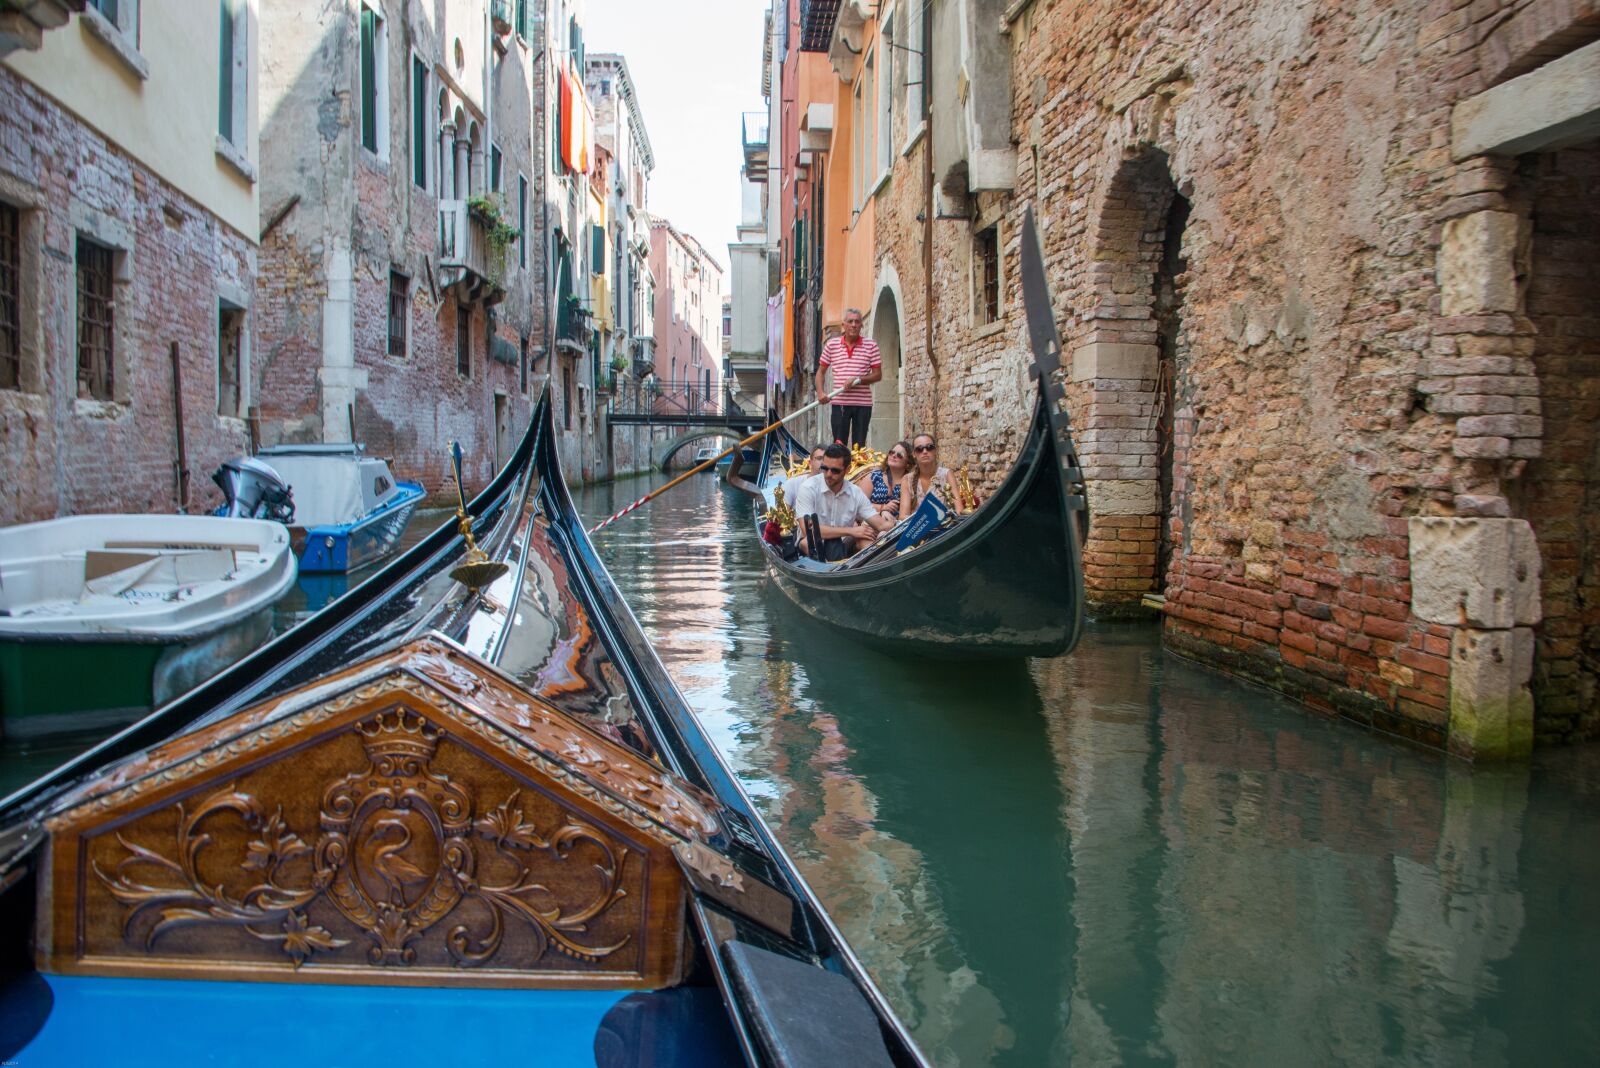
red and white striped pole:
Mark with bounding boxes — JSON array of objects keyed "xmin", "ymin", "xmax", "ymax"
[{"xmin": 586, "ymin": 377, "xmax": 860, "ymax": 536}]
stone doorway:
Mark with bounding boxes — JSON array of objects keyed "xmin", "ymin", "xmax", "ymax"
[
  {"xmin": 1153, "ymin": 192, "xmax": 1191, "ymax": 588},
  {"xmin": 1075, "ymin": 149, "xmax": 1191, "ymax": 612},
  {"xmin": 1515, "ymin": 138, "xmax": 1600, "ymax": 744},
  {"xmin": 869, "ymin": 285, "xmax": 903, "ymax": 452},
  {"xmin": 494, "ymin": 391, "xmax": 512, "ymax": 473}
]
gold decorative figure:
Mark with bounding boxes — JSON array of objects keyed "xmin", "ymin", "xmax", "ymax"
[
  {"xmin": 953, "ymin": 467, "xmax": 978, "ymax": 515},
  {"xmin": 764, "ymin": 484, "xmax": 797, "ymax": 536},
  {"xmin": 447, "ymin": 441, "xmax": 510, "ymax": 594}
]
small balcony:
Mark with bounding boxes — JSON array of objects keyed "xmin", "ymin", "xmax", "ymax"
[
  {"xmin": 438, "ymin": 200, "xmax": 506, "ymax": 305},
  {"xmin": 798, "ymin": 0, "xmax": 840, "ymax": 52},
  {"xmin": 742, "ymin": 112, "xmax": 769, "ymax": 182},
  {"xmin": 556, "ymin": 296, "xmax": 593, "ymax": 356}
]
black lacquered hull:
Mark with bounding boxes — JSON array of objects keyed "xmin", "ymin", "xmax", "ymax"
[{"xmin": 760, "ymin": 395, "xmax": 1085, "ymax": 659}]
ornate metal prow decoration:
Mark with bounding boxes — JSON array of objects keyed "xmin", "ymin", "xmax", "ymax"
[
  {"xmin": 447, "ymin": 441, "xmax": 510, "ymax": 594},
  {"xmin": 764, "ymin": 484, "xmax": 798, "ymax": 536}
]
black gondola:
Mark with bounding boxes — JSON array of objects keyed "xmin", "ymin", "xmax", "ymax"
[
  {"xmin": 753, "ymin": 210, "xmax": 1089, "ymax": 660},
  {"xmin": 0, "ymin": 390, "xmax": 927, "ymax": 1068}
]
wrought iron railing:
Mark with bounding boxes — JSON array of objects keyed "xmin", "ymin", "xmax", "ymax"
[
  {"xmin": 798, "ymin": 0, "xmax": 840, "ymax": 52},
  {"xmin": 608, "ymin": 378, "xmax": 734, "ymax": 421}
]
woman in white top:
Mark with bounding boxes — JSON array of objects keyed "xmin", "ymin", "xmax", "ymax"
[{"xmin": 900, "ymin": 433, "xmax": 954, "ymax": 514}]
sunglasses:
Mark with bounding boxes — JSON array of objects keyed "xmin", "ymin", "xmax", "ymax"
[
  {"xmin": 913, "ymin": 443, "xmax": 936, "ymax": 453},
  {"xmin": 821, "ymin": 464, "xmax": 845, "ymax": 474}
]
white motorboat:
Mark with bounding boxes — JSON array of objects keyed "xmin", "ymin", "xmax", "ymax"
[{"xmin": 0, "ymin": 514, "xmax": 296, "ymax": 740}]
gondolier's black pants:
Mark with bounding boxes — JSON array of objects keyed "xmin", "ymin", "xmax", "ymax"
[{"xmin": 831, "ymin": 404, "xmax": 871, "ymax": 448}]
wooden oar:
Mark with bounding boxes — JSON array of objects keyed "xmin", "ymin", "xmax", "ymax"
[{"xmin": 586, "ymin": 377, "xmax": 861, "ymax": 536}]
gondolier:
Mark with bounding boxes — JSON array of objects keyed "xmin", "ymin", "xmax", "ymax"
[{"xmin": 815, "ymin": 307, "xmax": 881, "ymax": 447}]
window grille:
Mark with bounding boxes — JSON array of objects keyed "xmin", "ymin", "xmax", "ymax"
[
  {"xmin": 456, "ymin": 302, "xmax": 471, "ymax": 377},
  {"xmin": 76, "ymin": 237, "xmax": 115, "ymax": 400},
  {"xmin": 0, "ymin": 203, "xmax": 19, "ymax": 390},
  {"xmin": 388, "ymin": 271, "xmax": 408, "ymax": 358}
]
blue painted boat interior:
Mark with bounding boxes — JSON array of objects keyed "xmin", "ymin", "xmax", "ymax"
[{"xmin": 6, "ymin": 975, "xmax": 742, "ymax": 1066}]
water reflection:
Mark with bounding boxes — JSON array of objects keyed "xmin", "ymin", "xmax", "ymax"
[{"xmin": 580, "ymin": 473, "xmax": 1599, "ymax": 1067}]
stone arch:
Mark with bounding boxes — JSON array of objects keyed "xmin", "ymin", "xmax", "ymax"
[
  {"xmin": 437, "ymin": 90, "xmax": 454, "ymax": 197},
  {"xmin": 1075, "ymin": 142, "xmax": 1193, "ymax": 613},
  {"xmin": 450, "ymin": 106, "xmax": 468, "ymax": 200},
  {"xmin": 867, "ymin": 258, "xmax": 905, "ymax": 451},
  {"xmin": 655, "ymin": 428, "xmax": 747, "ymax": 471},
  {"xmin": 466, "ymin": 120, "xmax": 482, "ymax": 196}
]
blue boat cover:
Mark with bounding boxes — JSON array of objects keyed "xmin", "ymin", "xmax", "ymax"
[{"xmin": 21, "ymin": 976, "xmax": 626, "ymax": 1066}]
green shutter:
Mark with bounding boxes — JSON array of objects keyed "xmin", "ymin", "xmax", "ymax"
[
  {"xmin": 218, "ymin": 1, "xmax": 234, "ymax": 141},
  {"xmin": 412, "ymin": 57, "xmax": 427, "ymax": 187},
  {"xmin": 360, "ymin": 9, "xmax": 377, "ymax": 152},
  {"xmin": 516, "ymin": 0, "xmax": 528, "ymax": 38},
  {"xmin": 591, "ymin": 224, "xmax": 604, "ymax": 273}
]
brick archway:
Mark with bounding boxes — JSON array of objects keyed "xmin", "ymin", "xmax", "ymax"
[{"xmin": 1073, "ymin": 147, "xmax": 1191, "ymax": 614}]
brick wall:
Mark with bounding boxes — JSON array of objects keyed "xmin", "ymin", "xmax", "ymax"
[
  {"xmin": 866, "ymin": 0, "xmax": 1598, "ymax": 751},
  {"xmin": 0, "ymin": 69, "xmax": 254, "ymax": 524}
]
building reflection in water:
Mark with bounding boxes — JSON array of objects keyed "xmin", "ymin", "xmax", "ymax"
[{"xmin": 579, "ymin": 475, "xmax": 1600, "ymax": 1067}]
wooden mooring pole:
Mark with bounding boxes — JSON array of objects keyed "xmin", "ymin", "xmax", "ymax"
[{"xmin": 169, "ymin": 341, "xmax": 190, "ymax": 512}]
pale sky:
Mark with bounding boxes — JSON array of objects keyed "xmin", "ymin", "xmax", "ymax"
[{"xmin": 585, "ymin": 0, "xmax": 766, "ymax": 282}]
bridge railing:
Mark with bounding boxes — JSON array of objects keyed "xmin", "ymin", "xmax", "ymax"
[{"xmin": 608, "ymin": 379, "xmax": 732, "ymax": 421}]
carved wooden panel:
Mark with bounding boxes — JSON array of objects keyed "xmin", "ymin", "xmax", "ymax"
[{"xmin": 38, "ymin": 638, "xmax": 721, "ymax": 989}]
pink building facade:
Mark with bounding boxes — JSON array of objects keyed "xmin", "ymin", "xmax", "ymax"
[{"xmin": 647, "ymin": 218, "xmax": 724, "ymax": 419}]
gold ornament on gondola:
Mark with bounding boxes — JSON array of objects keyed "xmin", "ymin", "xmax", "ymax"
[
  {"xmin": 447, "ymin": 441, "xmax": 510, "ymax": 594},
  {"xmin": 846, "ymin": 444, "xmax": 884, "ymax": 482},
  {"xmin": 953, "ymin": 467, "xmax": 979, "ymax": 515},
  {"xmin": 764, "ymin": 484, "xmax": 797, "ymax": 536}
]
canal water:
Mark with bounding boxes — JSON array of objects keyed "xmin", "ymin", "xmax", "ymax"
[{"xmin": 578, "ymin": 470, "xmax": 1600, "ymax": 1067}]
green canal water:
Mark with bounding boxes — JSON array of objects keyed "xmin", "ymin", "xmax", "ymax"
[{"xmin": 577, "ymin": 470, "xmax": 1600, "ymax": 1068}]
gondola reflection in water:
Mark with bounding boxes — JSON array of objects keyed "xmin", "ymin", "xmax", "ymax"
[
  {"xmin": 0, "ymin": 391, "xmax": 927, "ymax": 1068},
  {"xmin": 753, "ymin": 209, "xmax": 1089, "ymax": 660}
]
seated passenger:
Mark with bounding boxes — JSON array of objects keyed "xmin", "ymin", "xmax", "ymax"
[
  {"xmin": 780, "ymin": 445, "xmax": 825, "ymax": 506},
  {"xmin": 901, "ymin": 433, "xmax": 955, "ymax": 514},
  {"xmin": 795, "ymin": 443, "xmax": 892, "ymax": 561},
  {"xmin": 853, "ymin": 440, "xmax": 910, "ymax": 523}
]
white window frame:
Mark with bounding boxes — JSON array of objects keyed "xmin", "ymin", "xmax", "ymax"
[
  {"xmin": 876, "ymin": 11, "xmax": 895, "ymax": 184},
  {"xmin": 409, "ymin": 50, "xmax": 435, "ymax": 192},
  {"xmin": 518, "ymin": 173, "xmax": 528, "ymax": 269},
  {"xmin": 360, "ymin": 1, "xmax": 390, "ymax": 162},
  {"xmin": 852, "ymin": 72, "xmax": 866, "ymax": 208},
  {"xmin": 218, "ymin": 0, "xmax": 249, "ymax": 151},
  {"xmin": 216, "ymin": 296, "xmax": 249, "ymax": 419},
  {"xmin": 903, "ymin": 0, "xmax": 926, "ymax": 152}
]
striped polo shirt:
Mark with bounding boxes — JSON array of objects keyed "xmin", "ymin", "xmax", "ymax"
[{"xmin": 819, "ymin": 335, "xmax": 881, "ymax": 407}]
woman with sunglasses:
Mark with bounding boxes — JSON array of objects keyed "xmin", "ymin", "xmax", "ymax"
[
  {"xmin": 901, "ymin": 433, "xmax": 954, "ymax": 514},
  {"xmin": 853, "ymin": 440, "xmax": 911, "ymax": 522}
]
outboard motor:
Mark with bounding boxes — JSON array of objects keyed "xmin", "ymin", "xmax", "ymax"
[{"xmin": 211, "ymin": 456, "xmax": 295, "ymax": 523}]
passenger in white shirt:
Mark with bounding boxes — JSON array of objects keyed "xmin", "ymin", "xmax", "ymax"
[
  {"xmin": 779, "ymin": 445, "xmax": 825, "ymax": 508},
  {"xmin": 794, "ymin": 443, "xmax": 892, "ymax": 560}
]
